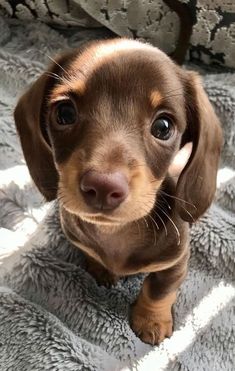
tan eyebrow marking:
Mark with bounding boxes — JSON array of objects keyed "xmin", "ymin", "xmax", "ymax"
[
  {"xmin": 50, "ymin": 79, "xmax": 86, "ymax": 102},
  {"xmin": 150, "ymin": 91, "xmax": 163, "ymax": 108},
  {"xmin": 50, "ymin": 95, "xmax": 70, "ymax": 103}
]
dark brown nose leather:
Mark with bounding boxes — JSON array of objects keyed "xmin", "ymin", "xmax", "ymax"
[{"xmin": 80, "ymin": 170, "xmax": 129, "ymax": 210}]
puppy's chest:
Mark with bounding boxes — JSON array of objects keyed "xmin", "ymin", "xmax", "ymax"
[
  {"xmin": 74, "ymin": 223, "xmax": 152, "ymax": 273},
  {"xmin": 61, "ymin": 213, "xmax": 182, "ymax": 275},
  {"xmin": 61, "ymin": 212, "xmax": 188, "ymax": 276}
]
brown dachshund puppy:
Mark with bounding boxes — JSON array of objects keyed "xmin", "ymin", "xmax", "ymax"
[{"xmin": 14, "ymin": 39, "xmax": 222, "ymax": 345}]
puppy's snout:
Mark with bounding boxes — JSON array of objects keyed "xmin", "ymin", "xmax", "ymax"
[{"xmin": 80, "ymin": 170, "xmax": 129, "ymax": 211}]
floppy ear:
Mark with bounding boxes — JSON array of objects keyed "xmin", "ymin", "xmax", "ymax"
[
  {"xmin": 14, "ymin": 72, "xmax": 58, "ymax": 201},
  {"xmin": 175, "ymin": 72, "xmax": 223, "ymax": 222}
]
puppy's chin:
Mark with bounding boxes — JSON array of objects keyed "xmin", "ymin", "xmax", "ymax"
[
  {"xmin": 61, "ymin": 199, "xmax": 155, "ymax": 227},
  {"xmin": 79, "ymin": 212, "xmax": 124, "ymax": 226}
]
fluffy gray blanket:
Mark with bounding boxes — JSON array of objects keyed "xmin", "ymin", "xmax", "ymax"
[{"xmin": 0, "ymin": 16, "xmax": 234, "ymax": 371}]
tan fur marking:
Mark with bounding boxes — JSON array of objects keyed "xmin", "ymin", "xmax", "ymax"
[
  {"xmin": 50, "ymin": 79, "xmax": 86, "ymax": 100},
  {"xmin": 140, "ymin": 280, "xmax": 176, "ymax": 312},
  {"xmin": 150, "ymin": 91, "xmax": 163, "ymax": 108},
  {"xmin": 57, "ymin": 137, "xmax": 162, "ymax": 227},
  {"xmin": 50, "ymin": 39, "xmax": 164, "ymax": 98},
  {"xmin": 50, "ymin": 95, "xmax": 71, "ymax": 103},
  {"xmin": 131, "ymin": 280, "xmax": 177, "ymax": 345}
]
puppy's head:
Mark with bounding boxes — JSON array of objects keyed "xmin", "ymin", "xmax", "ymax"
[{"xmin": 14, "ymin": 39, "xmax": 222, "ymax": 226}]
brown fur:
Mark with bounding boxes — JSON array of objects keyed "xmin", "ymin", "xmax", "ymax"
[
  {"xmin": 131, "ymin": 285, "xmax": 177, "ymax": 345},
  {"xmin": 14, "ymin": 38, "xmax": 223, "ymax": 345}
]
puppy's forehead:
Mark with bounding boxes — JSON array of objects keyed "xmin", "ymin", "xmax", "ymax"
[
  {"xmin": 51, "ymin": 39, "xmax": 180, "ymax": 100},
  {"xmin": 84, "ymin": 38, "xmax": 162, "ymax": 60}
]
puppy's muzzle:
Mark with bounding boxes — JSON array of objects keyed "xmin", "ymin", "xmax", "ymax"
[{"xmin": 80, "ymin": 170, "xmax": 129, "ymax": 211}]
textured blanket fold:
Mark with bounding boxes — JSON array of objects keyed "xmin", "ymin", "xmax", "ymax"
[{"xmin": 0, "ymin": 16, "xmax": 234, "ymax": 371}]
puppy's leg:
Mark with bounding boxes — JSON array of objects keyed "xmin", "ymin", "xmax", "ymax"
[
  {"xmin": 130, "ymin": 255, "xmax": 188, "ymax": 345},
  {"xmin": 86, "ymin": 256, "xmax": 119, "ymax": 287}
]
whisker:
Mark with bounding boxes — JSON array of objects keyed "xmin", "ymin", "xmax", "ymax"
[
  {"xmin": 157, "ymin": 205, "xmax": 181, "ymax": 246},
  {"xmin": 152, "ymin": 209, "xmax": 168, "ymax": 237},
  {"xmin": 149, "ymin": 216, "xmax": 157, "ymax": 247},
  {"xmin": 46, "ymin": 54, "xmax": 68, "ymax": 76},
  {"xmin": 160, "ymin": 190, "xmax": 197, "ymax": 210},
  {"xmin": 134, "ymin": 219, "xmax": 142, "ymax": 243},
  {"xmin": 148, "ymin": 214, "xmax": 159, "ymax": 230},
  {"xmin": 159, "ymin": 195, "xmax": 171, "ymax": 210},
  {"xmin": 45, "ymin": 72, "xmax": 63, "ymax": 82},
  {"xmin": 181, "ymin": 207, "xmax": 195, "ymax": 222},
  {"xmin": 143, "ymin": 216, "xmax": 149, "ymax": 229},
  {"xmin": 159, "ymin": 193, "xmax": 195, "ymax": 223}
]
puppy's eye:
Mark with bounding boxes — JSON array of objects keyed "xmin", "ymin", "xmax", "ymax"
[
  {"xmin": 151, "ymin": 117, "xmax": 174, "ymax": 140},
  {"xmin": 56, "ymin": 101, "xmax": 77, "ymax": 126}
]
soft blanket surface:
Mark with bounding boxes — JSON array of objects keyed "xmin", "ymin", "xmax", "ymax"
[{"xmin": 0, "ymin": 16, "xmax": 234, "ymax": 371}]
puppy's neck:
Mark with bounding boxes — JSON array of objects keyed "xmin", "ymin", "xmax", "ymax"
[
  {"xmin": 60, "ymin": 205, "xmax": 137, "ymax": 240},
  {"xmin": 86, "ymin": 221, "xmax": 127, "ymax": 235},
  {"xmin": 58, "ymin": 196, "xmax": 186, "ymax": 276}
]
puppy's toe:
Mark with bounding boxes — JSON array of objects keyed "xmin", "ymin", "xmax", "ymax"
[{"xmin": 130, "ymin": 303, "xmax": 173, "ymax": 345}]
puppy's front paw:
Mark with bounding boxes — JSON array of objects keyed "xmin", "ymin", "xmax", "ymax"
[{"xmin": 130, "ymin": 302, "xmax": 173, "ymax": 345}]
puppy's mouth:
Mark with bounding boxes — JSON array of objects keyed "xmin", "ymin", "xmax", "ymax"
[
  {"xmin": 59, "ymin": 167, "xmax": 159, "ymax": 225},
  {"xmin": 78, "ymin": 211, "xmax": 124, "ymax": 225},
  {"xmin": 60, "ymin": 188, "xmax": 156, "ymax": 226}
]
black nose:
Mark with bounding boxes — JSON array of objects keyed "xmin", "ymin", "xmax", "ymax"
[{"xmin": 80, "ymin": 170, "xmax": 129, "ymax": 210}]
